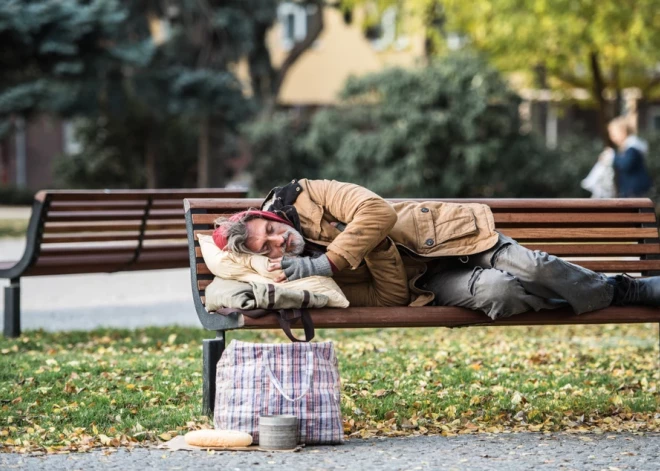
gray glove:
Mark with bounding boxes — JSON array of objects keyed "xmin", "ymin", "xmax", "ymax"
[{"xmin": 281, "ymin": 255, "xmax": 332, "ymax": 281}]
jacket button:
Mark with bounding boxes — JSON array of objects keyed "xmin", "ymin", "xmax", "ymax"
[
  {"xmin": 296, "ymin": 187, "xmax": 301, "ymax": 192},
  {"xmin": 421, "ymin": 207, "xmax": 429, "ymax": 213},
  {"xmin": 425, "ymin": 239, "xmax": 434, "ymax": 246}
]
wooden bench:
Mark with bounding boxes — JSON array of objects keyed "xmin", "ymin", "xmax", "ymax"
[
  {"xmin": 1, "ymin": 189, "xmax": 246, "ymax": 337},
  {"xmin": 184, "ymin": 197, "xmax": 660, "ymax": 416}
]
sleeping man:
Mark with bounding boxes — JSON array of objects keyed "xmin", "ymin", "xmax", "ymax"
[{"xmin": 212, "ymin": 178, "xmax": 660, "ymax": 319}]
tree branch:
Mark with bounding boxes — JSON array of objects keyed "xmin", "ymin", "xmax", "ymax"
[
  {"xmin": 642, "ymin": 75, "xmax": 660, "ymax": 96},
  {"xmin": 555, "ymin": 73, "xmax": 589, "ymax": 90},
  {"xmin": 273, "ymin": 0, "xmax": 324, "ymax": 99},
  {"xmin": 589, "ymin": 51, "xmax": 611, "ymax": 147}
]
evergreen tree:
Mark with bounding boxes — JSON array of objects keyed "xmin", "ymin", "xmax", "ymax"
[
  {"xmin": 1, "ymin": 0, "xmax": 261, "ymax": 188},
  {"xmin": 0, "ymin": 0, "xmax": 148, "ymax": 134}
]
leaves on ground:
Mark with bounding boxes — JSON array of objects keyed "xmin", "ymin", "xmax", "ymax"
[{"xmin": 0, "ymin": 324, "xmax": 659, "ymax": 453}]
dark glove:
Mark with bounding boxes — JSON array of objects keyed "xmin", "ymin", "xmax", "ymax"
[{"xmin": 281, "ymin": 255, "xmax": 332, "ymax": 281}]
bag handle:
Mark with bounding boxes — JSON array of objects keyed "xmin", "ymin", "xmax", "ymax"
[
  {"xmin": 263, "ymin": 350, "xmax": 314, "ymax": 402},
  {"xmin": 277, "ymin": 309, "xmax": 315, "ymax": 342},
  {"xmin": 215, "ymin": 307, "xmax": 315, "ymax": 343}
]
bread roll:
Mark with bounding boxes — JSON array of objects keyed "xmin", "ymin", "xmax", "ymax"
[{"xmin": 184, "ymin": 429, "xmax": 253, "ymax": 448}]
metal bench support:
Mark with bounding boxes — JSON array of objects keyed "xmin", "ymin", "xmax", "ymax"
[
  {"xmin": 203, "ymin": 331, "xmax": 226, "ymax": 417},
  {"xmin": 4, "ymin": 278, "xmax": 21, "ymax": 338}
]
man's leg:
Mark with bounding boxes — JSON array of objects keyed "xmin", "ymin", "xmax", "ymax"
[
  {"xmin": 425, "ymin": 265, "xmax": 566, "ymax": 320},
  {"xmin": 487, "ymin": 235, "xmax": 614, "ymax": 314}
]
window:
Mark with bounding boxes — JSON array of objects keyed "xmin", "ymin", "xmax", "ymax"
[
  {"xmin": 63, "ymin": 120, "xmax": 81, "ymax": 155},
  {"xmin": 278, "ymin": 2, "xmax": 308, "ymax": 50},
  {"xmin": 446, "ymin": 33, "xmax": 466, "ymax": 51},
  {"xmin": 368, "ymin": 7, "xmax": 409, "ymax": 52}
]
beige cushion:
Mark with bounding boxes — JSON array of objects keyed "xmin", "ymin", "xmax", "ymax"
[{"xmin": 198, "ymin": 234, "xmax": 349, "ymax": 308}]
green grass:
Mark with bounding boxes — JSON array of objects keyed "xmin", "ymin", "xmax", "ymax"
[
  {"xmin": 1, "ymin": 324, "xmax": 659, "ymax": 453},
  {"xmin": 0, "ymin": 219, "xmax": 28, "ymax": 238}
]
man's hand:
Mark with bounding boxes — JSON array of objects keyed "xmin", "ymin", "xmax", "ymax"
[
  {"xmin": 266, "ymin": 257, "xmax": 285, "ymax": 282},
  {"xmin": 268, "ymin": 254, "xmax": 332, "ymax": 282}
]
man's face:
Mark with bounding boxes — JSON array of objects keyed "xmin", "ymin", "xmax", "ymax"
[
  {"xmin": 608, "ymin": 124, "xmax": 627, "ymax": 148},
  {"xmin": 244, "ymin": 218, "xmax": 305, "ymax": 258}
]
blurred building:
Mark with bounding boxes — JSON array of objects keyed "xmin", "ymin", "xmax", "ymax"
[{"xmin": 0, "ymin": 115, "xmax": 77, "ymax": 192}]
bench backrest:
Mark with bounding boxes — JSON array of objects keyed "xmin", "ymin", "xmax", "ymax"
[
  {"xmin": 184, "ymin": 197, "xmax": 660, "ymax": 330},
  {"xmin": 11, "ymin": 189, "xmax": 246, "ymax": 277}
]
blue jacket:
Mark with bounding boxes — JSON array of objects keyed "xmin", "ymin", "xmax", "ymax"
[{"xmin": 613, "ymin": 136, "xmax": 652, "ymax": 197}]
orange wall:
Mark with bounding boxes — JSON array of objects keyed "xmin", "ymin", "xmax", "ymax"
[{"xmin": 235, "ymin": 7, "xmax": 425, "ymax": 105}]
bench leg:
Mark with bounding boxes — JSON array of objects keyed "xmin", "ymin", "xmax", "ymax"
[
  {"xmin": 203, "ymin": 331, "xmax": 226, "ymax": 418},
  {"xmin": 4, "ymin": 278, "xmax": 21, "ymax": 338}
]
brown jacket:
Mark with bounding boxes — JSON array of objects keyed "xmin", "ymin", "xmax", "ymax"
[{"xmin": 289, "ymin": 179, "xmax": 499, "ymax": 307}]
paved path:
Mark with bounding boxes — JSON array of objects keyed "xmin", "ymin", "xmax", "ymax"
[
  {"xmin": 0, "ymin": 238, "xmax": 200, "ymax": 333},
  {"xmin": 0, "ymin": 205, "xmax": 31, "ymax": 219},
  {"xmin": 2, "ymin": 433, "xmax": 660, "ymax": 470}
]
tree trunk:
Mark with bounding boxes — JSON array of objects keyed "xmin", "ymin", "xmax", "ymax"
[
  {"xmin": 250, "ymin": 0, "xmax": 325, "ymax": 116},
  {"xmin": 612, "ymin": 63, "xmax": 623, "ymax": 116},
  {"xmin": 533, "ymin": 63, "xmax": 549, "ymax": 142},
  {"xmin": 248, "ymin": 22, "xmax": 277, "ymax": 107},
  {"xmin": 272, "ymin": 0, "xmax": 324, "ymax": 102},
  {"xmin": 145, "ymin": 126, "xmax": 157, "ymax": 189},
  {"xmin": 589, "ymin": 51, "xmax": 611, "ymax": 147},
  {"xmin": 423, "ymin": 0, "xmax": 445, "ymax": 60},
  {"xmin": 210, "ymin": 117, "xmax": 225, "ymax": 187},
  {"xmin": 197, "ymin": 115, "xmax": 209, "ymax": 188}
]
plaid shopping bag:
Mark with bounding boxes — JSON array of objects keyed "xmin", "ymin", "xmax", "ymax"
[{"xmin": 214, "ymin": 340, "xmax": 343, "ymax": 445}]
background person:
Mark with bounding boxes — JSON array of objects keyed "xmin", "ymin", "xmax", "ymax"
[{"xmin": 608, "ymin": 116, "xmax": 652, "ymax": 197}]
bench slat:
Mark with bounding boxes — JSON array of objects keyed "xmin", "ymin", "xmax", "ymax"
[
  {"xmin": 45, "ymin": 189, "xmax": 247, "ymax": 202},
  {"xmin": 194, "ymin": 260, "xmax": 660, "ymax": 278},
  {"xmin": 500, "ymin": 228, "xmax": 658, "ymax": 240},
  {"xmin": 39, "ymin": 243, "xmax": 187, "ymax": 257},
  {"xmin": 42, "ymin": 231, "xmax": 187, "ymax": 244},
  {"xmin": 191, "ymin": 212, "xmax": 657, "ymax": 226},
  {"xmin": 46, "ymin": 209, "xmax": 187, "ymax": 222},
  {"xmin": 523, "ymin": 244, "xmax": 660, "ymax": 256},
  {"xmin": 43, "ymin": 221, "xmax": 185, "ymax": 233},
  {"xmin": 194, "ymin": 244, "xmax": 660, "ymax": 258},
  {"xmin": 576, "ymin": 260, "xmax": 660, "ymax": 272},
  {"xmin": 24, "ymin": 259, "xmax": 188, "ymax": 276},
  {"xmin": 30, "ymin": 251, "xmax": 188, "ymax": 270},
  {"xmin": 185, "ymin": 197, "xmax": 654, "ymax": 211},
  {"xmin": 494, "ymin": 213, "xmax": 656, "ymax": 224},
  {"xmin": 226, "ymin": 305, "xmax": 660, "ymax": 329},
  {"xmin": 48, "ymin": 199, "xmax": 234, "ymax": 212},
  {"xmin": 193, "ymin": 230, "xmax": 216, "ymax": 238}
]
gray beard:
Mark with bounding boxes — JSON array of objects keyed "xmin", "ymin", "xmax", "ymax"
[{"xmin": 283, "ymin": 228, "xmax": 305, "ymax": 256}]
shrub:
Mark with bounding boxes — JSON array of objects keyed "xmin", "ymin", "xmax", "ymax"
[{"xmin": 0, "ymin": 186, "xmax": 35, "ymax": 205}]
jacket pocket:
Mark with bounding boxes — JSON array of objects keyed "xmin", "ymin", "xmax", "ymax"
[{"xmin": 413, "ymin": 203, "xmax": 478, "ymax": 251}]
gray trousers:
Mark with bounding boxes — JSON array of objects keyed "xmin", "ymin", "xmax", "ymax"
[{"xmin": 424, "ymin": 233, "xmax": 614, "ymax": 320}]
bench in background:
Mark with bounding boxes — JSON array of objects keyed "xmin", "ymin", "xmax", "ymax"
[
  {"xmin": 184, "ymin": 197, "xmax": 660, "ymax": 416},
  {"xmin": 1, "ymin": 188, "xmax": 246, "ymax": 337}
]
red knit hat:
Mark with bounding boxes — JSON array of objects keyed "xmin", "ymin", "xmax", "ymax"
[{"xmin": 212, "ymin": 210, "xmax": 292, "ymax": 250}]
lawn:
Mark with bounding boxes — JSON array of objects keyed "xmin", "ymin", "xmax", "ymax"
[{"xmin": 1, "ymin": 324, "xmax": 659, "ymax": 453}]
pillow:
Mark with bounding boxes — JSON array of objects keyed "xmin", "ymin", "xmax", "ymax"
[{"xmin": 197, "ymin": 234, "xmax": 349, "ymax": 308}]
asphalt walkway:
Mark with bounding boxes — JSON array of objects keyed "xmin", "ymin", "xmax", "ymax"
[{"xmin": 2, "ymin": 433, "xmax": 660, "ymax": 470}]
